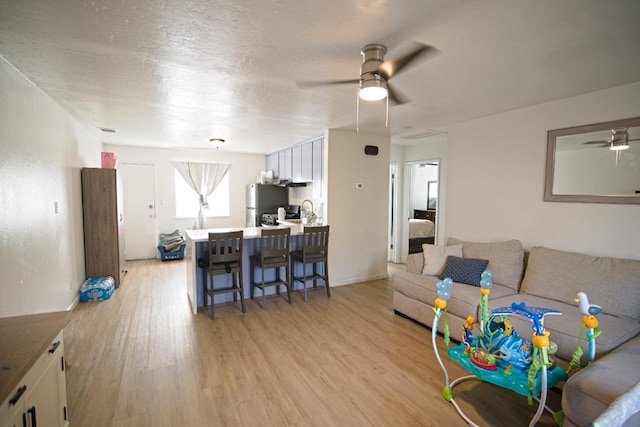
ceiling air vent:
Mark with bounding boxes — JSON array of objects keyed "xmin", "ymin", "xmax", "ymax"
[{"xmin": 395, "ymin": 128, "xmax": 447, "ymax": 140}]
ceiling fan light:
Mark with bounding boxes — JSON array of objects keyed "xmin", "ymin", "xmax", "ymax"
[
  {"xmin": 609, "ymin": 129, "xmax": 629, "ymax": 151},
  {"xmin": 610, "ymin": 143, "xmax": 629, "ymax": 151},
  {"xmin": 359, "ymin": 76, "xmax": 388, "ymax": 101}
]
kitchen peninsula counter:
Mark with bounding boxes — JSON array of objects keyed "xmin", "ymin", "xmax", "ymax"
[
  {"xmin": 0, "ymin": 310, "xmax": 70, "ymax": 406},
  {"xmin": 184, "ymin": 224, "xmax": 305, "ymax": 242},
  {"xmin": 184, "ymin": 223, "xmax": 320, "ymax": 314}
]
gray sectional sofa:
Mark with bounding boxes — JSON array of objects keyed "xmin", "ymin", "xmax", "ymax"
[{"xmin": 392, "ymin": 238, "xmax": 640, "ymax": 426}]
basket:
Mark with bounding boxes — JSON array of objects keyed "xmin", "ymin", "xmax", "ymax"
[{"xmin": 158, "ymin": 243, "xmax": 186, "ymax": 261}]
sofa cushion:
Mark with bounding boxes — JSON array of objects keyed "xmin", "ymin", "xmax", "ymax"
[
  {"xmin": 439, "ymin": 256, "xmax": 489, "ymax": 286},
  {"xmin": 421, "ymin": 244, "xmax": 463, "ymax": 275},
  {"xmin": 406, "ymin": 253, "xmax": 425, "ymax": 275},
  {"xmin": 562, "ymin": 334, "xmax": 640, "ymax": 427},
  {"xmin": 393, "ymin": 270, "xmax": 519, "ymax": 324},
  {"xmin": 520, "ymin": 247, "xmax": 640, "ymax": 321},
  {"xmin": 447, "ymin": 238, "xmax": 524, "ymax": 291},
  {"xmin": 490, "ymin": 293, "xmax": 640, "ymax": 363}
]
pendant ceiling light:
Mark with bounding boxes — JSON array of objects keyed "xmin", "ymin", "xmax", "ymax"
[
  {"xmin": 609, "ymin": 129, "xmax": 629, "ymax": 151},
  {"xmin": 209, "ymin": 138, "xmax": 225, "ymax": 149},
  {"xmin": 356, "ymin": 44, "xmax": 390, "ymax": 130},
  {"xmin": 358, "ymin": 44, "xmax": 388, "ymax": 102}
]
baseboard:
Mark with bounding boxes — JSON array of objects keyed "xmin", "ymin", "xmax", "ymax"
[
  {"xmin": 393, "ymin": 310, "xmax": 432, "ymax": 331},
  {"xmin": 67, "ymin": 295, "xmax": 80, "ymax": 312},
  {"xmin": 333, "ymin": 272, "xmax": 389, "ymax": 287},
  {"xmin": 393, "ymin": 309, "xmax": 467, "ymax": 345}
]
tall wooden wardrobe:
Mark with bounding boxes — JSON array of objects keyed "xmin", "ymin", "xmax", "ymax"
[{"xmin": 81, "ymin": 168, "xmax": 126, "ymax": 287}]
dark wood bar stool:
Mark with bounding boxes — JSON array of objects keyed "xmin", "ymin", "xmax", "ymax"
[
  {"xmin": 250, "ymin": 228, "xmax": 292, "ymax": 309},
  {"xmin": 290, "ymin": 226, "xmax": 330, "ymax": 301},
  {"xmin": 204, "ymin": 230, "xmax": 245, "ymax": 318}
]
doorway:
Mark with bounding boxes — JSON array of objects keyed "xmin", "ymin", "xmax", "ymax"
[
  {"xmin": 119, "ymin": 163, "xmax": 158, "ymax": 260},
  {"xmin": 405, "ymin": 160, "xmax": 439, "ymax": 257}
]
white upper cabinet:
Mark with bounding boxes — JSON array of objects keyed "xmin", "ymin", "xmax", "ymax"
[
  {"xmin": 266, "ymin": 153, "xmax": 278, "ymax": 176},
  {"xmin": 292, "ymin": 142, "xmax": 313, "ymax": 182},
  {"xmin": 269, "ymin": 136, "xmax": 323, "ymax": 194}
]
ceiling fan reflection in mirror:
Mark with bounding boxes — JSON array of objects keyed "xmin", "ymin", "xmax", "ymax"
[
  {"xmin": 582, "ymin": 128, "xmax": 640, "ymax": 165},
  {"xmin": 296, "ymin": 42, "xmax": 439, "ymax": 130}
]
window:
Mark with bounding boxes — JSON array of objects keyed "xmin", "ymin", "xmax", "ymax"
[{"xmin": 174, "ymin": 170, "xmax": 230, "ymax": 218}]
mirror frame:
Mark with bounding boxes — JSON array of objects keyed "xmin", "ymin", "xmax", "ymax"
[{"xmin": 544, "ymin": 116, "xmax": 640, "ymax": 204}]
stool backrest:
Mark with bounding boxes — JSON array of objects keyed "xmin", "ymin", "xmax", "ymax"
[
  {"xmin": 259, "ymin": 228, "xmax": 290, "ymax": 260},
  {"xmin": 208, "ymin": 230, "xmax": 243, "ymax": 263},
  {"xmin": 302, "ymin": 226, "xmax": 329, "ymax": 255}
]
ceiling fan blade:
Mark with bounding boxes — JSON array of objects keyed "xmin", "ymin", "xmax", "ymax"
[
  {"xmin": 582, "ymin": 140, "xmax": 608, "ymax": 145},
  {"xmin": 380, "ymin": 42, "xmax": 439, "ymax": 79},
  {"xmin": 387, "ymin": 83, "xmax": 410, "ymax": 105},
  {"xmin": 295, "ymin": 78, "xmax": 360, "ymax": 88}
]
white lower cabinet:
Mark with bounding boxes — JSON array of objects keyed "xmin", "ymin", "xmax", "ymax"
[
  {"xmin": 1, "ymin": 330, "xmax": 68, "ymax": 427},
  {"xmin": 3, "ymin": 409, "xmax": 23, "ymax": 427}
]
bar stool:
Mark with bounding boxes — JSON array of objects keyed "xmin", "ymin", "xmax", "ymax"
[
  {"xmin": 204, "ymin": 230, "xmax": 245, "ymax": 319},
  {"xmin": 290, "ymin": 226, "xmax": 330, "ymax": 301},
  {"xmin": 250, "ymin": 228, "xmax": 291, "ymax": 309}
]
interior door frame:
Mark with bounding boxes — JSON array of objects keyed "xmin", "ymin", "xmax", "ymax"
[{"xmin": 388, "ymin": 163, "xmax": 400, "ymax": 262}]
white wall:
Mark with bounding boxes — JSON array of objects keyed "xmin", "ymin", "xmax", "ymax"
[
  {"xmin": 0, "ymin": 57, "xmax": 103, "ymax": 318},
  {"xmin": 446, "ymin": 81, "xmax": 640, "ymax": 259},
  {"xmin": 326, "ymin": 129, "xmax": 390, "ymax": 285},
  {"xmin": 103, "ymin": 145, "xmax": 266, "ymax": 234}
]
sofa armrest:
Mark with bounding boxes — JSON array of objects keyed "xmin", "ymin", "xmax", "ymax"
[
  {"xmin": 406, "ymin": 253, "xmax": 424, "ymax": 274},
  {"xmin": 590, "ymin": 380, "xmax": 640, "ymax": 427}
]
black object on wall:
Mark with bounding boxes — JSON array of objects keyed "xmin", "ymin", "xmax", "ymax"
[{"xmin": 364, "ymin": 145, "xmax": 379, "ymax": 155}]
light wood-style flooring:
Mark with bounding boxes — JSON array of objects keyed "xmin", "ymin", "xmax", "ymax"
[{"xmin": 64, "ymin": 259, "xmax": 560, "ymax": 426}]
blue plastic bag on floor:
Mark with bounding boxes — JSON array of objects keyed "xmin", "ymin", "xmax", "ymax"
[{"xmin": 79, "ymin": 276, "xmax": 115, "ymax": 302}]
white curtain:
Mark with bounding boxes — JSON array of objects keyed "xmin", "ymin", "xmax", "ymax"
[{"xmin": 172, "ymin": 161, "xmax": 231, "ymax": 229}]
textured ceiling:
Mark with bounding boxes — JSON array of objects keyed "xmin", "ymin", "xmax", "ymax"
[{"xmin": 1, "ymin": 0, "xmax": 640, "ymax": 153}]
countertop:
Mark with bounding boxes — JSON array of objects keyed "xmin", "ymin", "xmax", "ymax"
[
  {"xmin": 185, "ymin": 221, "xmax": 325, "ymax": 242},
  {"xmin": 0, "ymin": 311, "xmax": 71, "ymax": 404}
]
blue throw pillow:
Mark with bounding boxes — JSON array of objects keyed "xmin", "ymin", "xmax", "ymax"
[{"xmin": 439, "ymin": 256, "xmax": 489, "ymax": 286}]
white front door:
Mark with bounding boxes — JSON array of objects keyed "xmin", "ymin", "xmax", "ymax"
[{"xmin": 120, "ymin": 163, "xmax": 157, "ymax": 260}]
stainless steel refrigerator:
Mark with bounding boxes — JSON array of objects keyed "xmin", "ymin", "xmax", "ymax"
[{"xmin": 246, "ymin": 184, "xmax": 288, "ymax": 226}]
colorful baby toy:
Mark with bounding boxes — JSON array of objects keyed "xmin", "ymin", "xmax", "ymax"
[{"xmin": 431, "ymin": 270, "xmax": 601, "ymax": 426}]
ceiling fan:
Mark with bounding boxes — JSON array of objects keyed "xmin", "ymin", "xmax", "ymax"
[
  {"xmin": 582, "ymin": 128, "xmax": 640, "ymax": 151},
  {"xmin": 296, "ymin": 42, "xmax": 439, "ymax": 105}
]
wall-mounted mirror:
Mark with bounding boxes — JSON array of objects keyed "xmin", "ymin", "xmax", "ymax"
[
  {"xmin": 544, "ymin": 116, "xmax": 640, "ymax": 204},
  {"xmin": 427, "ymin": 180, "xmax": 438, "ymax": 210}
]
